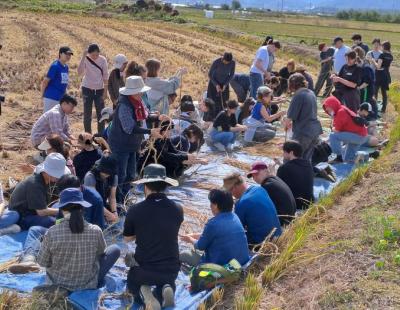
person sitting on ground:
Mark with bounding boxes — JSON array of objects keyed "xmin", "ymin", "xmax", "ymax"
[
  {"xmin": 230, "ymin": 73, "xmax": 251, "ymax": 103},
  {"xmin": 331, "ymin": 50, "xmax": 363, "ymax": 112},
  {"xmin": 243, "ymin": 86, "xmax": 285, "ymax": 144},
  {"xmin": 296, "ymin": 65, "xmax": 314, "ymax": 92},
  {"xmin": 31, "ymin": 94, "xmax": 77, "ymax": 148},
  {"xmin": 237, "ymin": 97, "xmax": 255, "ymax": 125},
  {"xmin": 358, "ymin": 102, "xmax": 379, "ymax": 137},
  {"xmin": 98, "ymin": 107, "xmax": 114, "ymax": 141},
  {"xmin": 278, "ymin": 59, "xmax": 296, "ymax": 94},
  {"xmin": 210, "ymin": 100, "xmax": 247, "ymax": 152},
  {"xmin": 207, "ymin": 52, "xmax": 236, "ymax": 115},
  {"xmin": 108, "ymin": 54, "xmax": 128, "ymax": 109},
  {"xmin": 145, "ymin": 58, "xmax": 187, "ymax": 114},
  {"xmin": 123, "ymin": 164, "xmax": 183, "ymax": 310},
  {"xmin": 223, "ymin": 173, "xmax": 282, "ymax": 245},
  {"xmin": 138, "ymin": 120, "xmax": 205, "ymax": 179},
  {"xmin": 84, "ymin": 155, "xmax": 119, "ymax": 223},
  {"xmin": 247, "ymin": 161, "xmax": 296, "ymax": 226},
  {"xmin": 0, "ymin": 183, "xmax": 20, "ymax": 236},
  {"xmin": 41, "ymin": 46, "xmax": 73, "ymax": 112},
  {"xmin": 73, "ymin": 132, "xmax": 103, "ymax": 182},
  {"xmin": 283, "ymin": 74, "xmax": 323, "ymax": 161},
  {"xmin": 351, "ymin": 33, "xmax": 369, "ymax": 54},
  {"xmin": 180, "ymin": 188, "xmax": 250, "ymax": 267},
  {"xmin": 199, "ymin": 97, "xmax": 216, "ymax": 127},
  {"xmin": 314, "ymin": 43, "xmax": 335, "ymax": 97},
  {"xmin": 323, "ymin": 96, "xmax": 378, "ymax": 163},
  {"xmin": 36, "ymin": 188, "xmax": 119, "ymax": 291},
  {"xmin": 172, "ymin": 100, "xmax": 197, "ymax": 136},
  {"xmin": 8, "ymin": 175, "xmax": 108, "ymax": 275},
  {"xmin": 276, "ymin": 140, "xmax": 314, "ymax": 210},
  {"xmin": 171, "ymin": 124, "xmax": 204, "ymax": 153},
  {"xmin": 33, "ymin": 133, "xmax": 65, "ymax": 164},
  {"xmin": 9, "ymin": 153, "xmax": 70, "ymax": 230}
]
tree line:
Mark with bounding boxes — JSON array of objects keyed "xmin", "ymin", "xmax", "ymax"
[{"xmin": 336, "ymin": 10, "xmax": 400, "ymax": 24}]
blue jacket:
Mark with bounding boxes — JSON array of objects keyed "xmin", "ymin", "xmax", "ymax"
[
  {"xmin": 195, "ymin": 212, "xmax": 250, "ymax": 266},
  {"xmin": 235, "ymin": 185, "xmax": 282, "ymax": 244}
]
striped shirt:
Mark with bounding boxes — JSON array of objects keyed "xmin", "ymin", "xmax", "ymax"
[
  {"xmin": 37, "ymin": 220, "xmax": 106, "ymax": 291},
  {"xmin": 78, "ymin": 55, "xmax": 109, "ymax": 90},
  {"xmin": 31, "ymin": 105, "xmax": 71, "ymax": 146}
]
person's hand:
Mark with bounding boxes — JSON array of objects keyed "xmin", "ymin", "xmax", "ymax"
[
  {"xmin": 330, "ymin": 73, "xmax": 337, "ymax": 79},
  {"xmin": 150, "ymin": 127, "xmax": 162, "ymax": 139},
  {"xmin": 264, "ymin": 71, "xmax": 271, "ymax": 81},
  {"xmin": 105, "ymin": 211, "xmax": 118, "ymax": 223},
  {"xmin": 278, "ymin": 110, "xmax": 286, "ymax": 117},
  {"xmin": 181, "ymin": 234, "xmax": 194, "ymax": 243},
  {"xmin": 216, "ymin": 85, "xmax": 222, "ymax": 93},
  {"xmin": 273, "ymin": 157, "xmax": 282, "ymax": 166},
  {"xmin": 158, "ymin": 114, "xmax": 170, "ymax": 122},
  {"xmin": 18, "ymin": 163, "xmax": 35, "ymax": 174},
  {"xmin": 103, "ymin": 91, "xmax": 108, "ymax": 101},
  {"xmin": 239, "ymin": 124, "xmax": 247, "ymax": 131}
]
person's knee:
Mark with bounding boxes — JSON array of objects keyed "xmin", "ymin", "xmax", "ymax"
[{"xmin": 368, "ymin": 136, "xmax": 379, "ymax": 146}]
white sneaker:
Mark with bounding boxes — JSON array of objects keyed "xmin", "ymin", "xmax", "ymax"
[
  {"xmin": 0, "ymin": 224, "xmax": 21, "ymax": 236},
  {"xmin": 226, "ymin": 143, "xmax": 234, "ymax": 152},
  {"xmin": 213, "ymin": 142, "xmax": 226, "ymax": 152}
]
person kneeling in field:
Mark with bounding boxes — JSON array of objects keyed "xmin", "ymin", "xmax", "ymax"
[
  {"xmin": 323, "ymin": 96, "xmax": 378, "ymax": 163},
  {"xmin": 35, "ymin": 188, "xmax": 119, "ymax": 291},
  {"xmin": 180, "ymin": 189, "xmax": 250, "ymax": 267},
  {"xmin": 171, "ymin": 124, "xmax": 205, "ymax": 154},
  {"xmin": 243, "ymin": 86, "xmax": 285, "ymax": 144},
  {"xmin": 247, "ymin": 161, "xmax": 296, "ymax": 226},
  {"xmin": 209, "ymin": 100, "xmax": 247, "ymax": 152},
  {"xmin": 223, "ymin": 173, "xmax": 282, "ymax": 246},
  {"xmin": 123, "ymin": 164, "xmax": 183, "ymax": 310}
]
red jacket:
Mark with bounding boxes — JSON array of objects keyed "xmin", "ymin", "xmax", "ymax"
[{"xmin": 323, "ymin": 96, "xmax": 367, "ymax": 137}]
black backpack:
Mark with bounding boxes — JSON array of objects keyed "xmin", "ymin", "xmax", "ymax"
[{"xmin": 312, "ymin": 141, "xmax": 332, "ymax": 166}]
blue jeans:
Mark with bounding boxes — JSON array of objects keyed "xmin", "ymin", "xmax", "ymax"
[
  {"xmin": 210, "ymin": 129, "xmax": 236, "ymax": 147},
  {"xmin": 98, "ymin": 244, "xmax": 121, "ymax": 288},
  {"xmin": 0, "ymin": 210, "xmax": 20, "ymax": 229},
  {"xmin": 114, "ymin": 151, "xmax": 137, "ymax": 203},
  {"xmin": 329, "ymin": 132, "xmax": 369, "ymax": 162},
  {"xmin": 20, "ymin": 215, "xmax": 55, "ymax": 231},
  {"xmin": 249, "ymin": 72, "xmax": 263, "ymax": 99},
  {"xmin": 23, "ymin": 226, "xmax": 48, "ymax": 257}
]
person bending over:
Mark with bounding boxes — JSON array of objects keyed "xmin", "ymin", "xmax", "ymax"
[{"xmin": 180, "ymin": 189, "xmax": 250, "ymax": 267}]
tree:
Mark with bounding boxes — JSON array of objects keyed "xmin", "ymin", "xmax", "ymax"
[
  {"xmin": 232, "ymin": 0, "xmax": 241, "ymax": 10},
  {"xmin": 221, "ymin": 4, "xmax": 230, "ymax": 10}
]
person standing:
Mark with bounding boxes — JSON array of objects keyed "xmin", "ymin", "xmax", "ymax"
[
  {"xmin": 351, "ymin": 34, "xmax": 369, "ymax": 54},
  {"xmin": 284, "ymin": 74, "xmax": 323, "ymax": 162},
  {"xmin": 331, "ymin": 51, "xmax": 363, "ymax": 112},
  {"xmin": 123, "ymin": 164, "xmax": 183, "ymax": 310},
  {"xmin": 314, "ymin": 43, "xmax": 335, "ymax": 97},
  {"xmin": 207, "ymin": 52, "xmax": 236, "ymax": 115},
  {"xmin": 41, "ymin": 46, "xmax": 73, "ymax": 112},
  {"xmin": 366, "ymin": 38, "xmax": 382, "ymax": 72},
  {"xmin": 108, "ymin": 76, "xmax": 161, "ymax": 202},
  {"xmin": 78, "ymin": 43, "xmax": 109, "ymax": 134},
  {"xmin": 249, "ymin": 38, "xmax": 281, "ymax": 99},
  {"xmin": 108, "ymin": 54, "xmax": 128, "ymax": 109},
  {"xmin": 333, "ymin": 37, "xmax": 351, "ymax": 74},
  {"xmin": 371, "ymin": 41, "xmax": 393, "ymax": 113}
]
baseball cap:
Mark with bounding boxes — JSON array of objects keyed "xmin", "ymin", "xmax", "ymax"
[
  {"xmin": 99, "ymin": 107, "xmax": 114, "ymax": 123},
  {"xmin": 59, "ymin": 46, "xmax": 74, "ymax": 55},
  {"xmin": 247, "ymin": 161, "xmax": 268, "ymax": 178},
  {"xmin": 359, "ymin": 102, "xmax": 372, "ymax": 112}
]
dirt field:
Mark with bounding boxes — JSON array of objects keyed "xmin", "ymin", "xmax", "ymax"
[{"xmin": 0, "ymin": 10, "xmax": 291, "ymax": 186}]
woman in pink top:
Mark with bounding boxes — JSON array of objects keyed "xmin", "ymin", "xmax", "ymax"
[{"xmin": 78, "ymin": 44, "xmax": 109, "ymax": 134}]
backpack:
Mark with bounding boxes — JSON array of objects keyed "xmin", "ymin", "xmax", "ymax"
[
  {"xmin": 189, "ymin": 259, "xmax": 242, "ymax": 293},
  {"xmin": 312, "ymin": 141, "xmax": 332, "ymax": 166}
]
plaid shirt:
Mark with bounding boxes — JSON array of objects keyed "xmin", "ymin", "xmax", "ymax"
[
  {"xmin": 31, "ymin": 105, "xmax": 71, "ymax": 146},
  {"xmin": 37, "ymin": 220, "xmax": 106, "ymax": 291}
]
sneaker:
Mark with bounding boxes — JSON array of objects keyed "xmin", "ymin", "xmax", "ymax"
[
  {"xmin": 0, "ymin": 224, "xmax": 21, "ymax": 236},
  {"xmin": 377, "ymin": 139, "xmax": 389, "ymax": 148},
  {"xmin": 226, "ymin": 143, "xmax": 234, "ymax": 152},
  {"xmin": 213, "ymin": 142, "xmax": 226, "ymax": 152},
  {"xmin": 369, "ymin": 150, "xmax": 380, "ymax": 159},
  {"xmin": 140, "ymin": 285, "xmax": 161, "ymax": 310},
  {"xmin": 8, "ymin": 254, "xmax": 40, "ymax": 274},
  {"xmin": 161, "ymin": 284, "xmax": 175, "ymax": 308}
]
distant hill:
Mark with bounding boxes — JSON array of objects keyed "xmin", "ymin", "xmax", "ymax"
[{"xmin": 172, "ymin": 0, "xmax": 400, "ymax": 11}]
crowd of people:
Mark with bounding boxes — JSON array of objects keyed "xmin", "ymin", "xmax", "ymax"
[{"xmin": 0, "ymin": 32, "xmax": 393, "ymax": 309}]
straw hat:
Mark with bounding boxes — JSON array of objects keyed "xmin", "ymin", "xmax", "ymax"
[{"xmin": 119, "ymin": 76, "xmax": 151, "ymax": 96}]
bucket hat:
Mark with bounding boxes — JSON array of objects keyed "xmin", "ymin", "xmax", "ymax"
[
  {"xmin": 53, "ymin": 188, "xmax": 91, "ymax": 209},
  {"xmin": 119, "ymin": 76, "xmax": 151, "ymax": 96},
  {"xmin": 133, "ymin": 164, "xmax": 178, "ymax": 187}
]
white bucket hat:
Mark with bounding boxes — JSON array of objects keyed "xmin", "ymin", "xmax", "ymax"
[
  {"xmin": 36, "ymin": 153, "xmax": 71, "ymax": 179},
  {"xmin": 119, "ymin": 76, "xmax": 151, "ymax": 96},
  {"xmin": 113, "ymin": 54, "xmax": 128, "ymax": 70}
]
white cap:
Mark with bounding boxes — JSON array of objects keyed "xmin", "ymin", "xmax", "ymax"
[
  {"xmin": 113, "ymin": 54, "xmax": 128, "ymax": 70},
  {"xmin": 35, "ymin": 153, "xmax": 70, "ymax": 179}
]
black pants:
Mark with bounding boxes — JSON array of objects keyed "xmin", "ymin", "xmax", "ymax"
[
  {"xmin": 207, "ymin": 81, "xmax": 229, "ymax": 116},
  {"xmin": 127, "ymin": 266, "xmax": 177, "ymax": 304},
  {"xmin": 375, "ymin": 85, "xmax": 388, "ymax": 113},
  {"xmin": 82, "ymin": 87, "xmax": 105, "ymax": 134}
]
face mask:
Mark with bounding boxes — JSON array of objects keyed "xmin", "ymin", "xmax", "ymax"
[{"xmin": 329, "ymin": 111, "xmax": 335, "ymax": 117}]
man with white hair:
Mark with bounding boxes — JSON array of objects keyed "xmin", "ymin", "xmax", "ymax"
[{"xmin": 8, "ymin": 153, "xmax": 70, "ymax": 229}]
